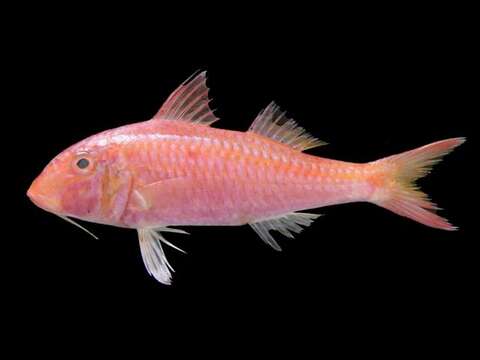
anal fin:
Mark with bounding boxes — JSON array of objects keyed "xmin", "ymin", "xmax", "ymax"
[{"xmin": 249, "ymin": 212, "xmax": 321, "ymax": 251}]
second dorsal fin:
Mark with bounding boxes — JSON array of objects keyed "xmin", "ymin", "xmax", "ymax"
[
  {"xmin": 248, "ymin": 102, "xmax": 326, "ymax": 151},
  {"xmin": 152, "ymin": 71, "xmax": 219, "ymax": 126}
]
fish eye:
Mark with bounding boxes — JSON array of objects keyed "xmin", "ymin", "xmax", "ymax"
[{"xmin": 76, "ymin": 158, "xmax": 90, "ymax": 169}]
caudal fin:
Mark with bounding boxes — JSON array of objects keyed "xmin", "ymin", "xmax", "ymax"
[{"xmin": 371, "ymin": 137, "xmax": 465, "ymax": 230}]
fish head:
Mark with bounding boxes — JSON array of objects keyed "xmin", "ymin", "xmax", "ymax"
[{"xmin": 27, "ymin": 135, "xmax": 132, "ymax": 225}]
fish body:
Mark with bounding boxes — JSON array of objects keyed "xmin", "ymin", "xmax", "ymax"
[
  {"xmin": 83, "ymin": 119, "xmax": 370, "ymax": 228},
  {"xmin": 27, "ymin": 71, "xmax": 465, "ymax": 284}
]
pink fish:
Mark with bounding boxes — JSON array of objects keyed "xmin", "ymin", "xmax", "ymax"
[{"xmin": 27, "ymin": 71, "xmax": 465, "ymax": 284}]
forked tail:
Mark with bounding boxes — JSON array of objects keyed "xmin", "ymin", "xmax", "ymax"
[{"xmin": 370, "ymin": 137, "xmax": 465, "ymax": 230}]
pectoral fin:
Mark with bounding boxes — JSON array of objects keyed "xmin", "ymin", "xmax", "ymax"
[{"xmin": 130, "ymin": 177, "xmax": 193, "ymax": 213}]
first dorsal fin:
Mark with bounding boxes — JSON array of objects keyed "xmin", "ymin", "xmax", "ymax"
[
  {"xmin": 152, "ymin": 71, "xmax": 219, "ymax": 126},
  {"xmin": 248, "ymin": 102, "xmax": 326, "ymax": 151}
]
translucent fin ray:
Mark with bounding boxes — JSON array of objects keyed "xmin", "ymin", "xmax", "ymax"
[
  {"xmin": 153, "ymin": 71, "xmax": 219, "ymax": 126},
  {"xmin": 373, "ymin": 137, "xmax": 465, "ymax": 230},
  {"xmin": 248, "ymin": 102, "xmax": 326, "ymax": 151},
  {"xmin": 249, "ymin": 212, "xmax": 321, "ymax": 251},
  {"xmin": 137, "ymin": 227, "xmax": 188, "ymax": 285}
]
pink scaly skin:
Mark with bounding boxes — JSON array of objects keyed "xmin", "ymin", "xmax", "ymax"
[
  {"xmin": 27, "ymin": 71, "xmax": 464, "ymax": 284},
  {"xmin": 100, "ymin": 120, "xmax": 376, "ymax": 228},
  {"xmin": 28, "ymin": 119, "xmax": 375, "ymax": 228}
]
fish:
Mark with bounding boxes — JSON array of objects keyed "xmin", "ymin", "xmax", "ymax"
[{"xmin": 27, "ymin": 71, "xmax": 465, "ymax": 285}]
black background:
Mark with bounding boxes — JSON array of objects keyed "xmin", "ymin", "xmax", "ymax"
[{"xmin": 7, "ymin": 4, "xmax": 475, "ymax": 350}]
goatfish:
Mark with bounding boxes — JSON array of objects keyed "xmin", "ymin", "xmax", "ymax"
[{"xmin": 27, "ymin": 71, "xmax": 465, "ymax": 284}]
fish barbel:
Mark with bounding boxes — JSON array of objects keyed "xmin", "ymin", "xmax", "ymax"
[{"xmin": 27, "ymin": 71, "xmax": 465, "ymax": 284}]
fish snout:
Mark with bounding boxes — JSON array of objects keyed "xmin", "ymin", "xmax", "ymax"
[{"xmin": 27, "ymin": 175, "xmax": 62, "ymax": 213}]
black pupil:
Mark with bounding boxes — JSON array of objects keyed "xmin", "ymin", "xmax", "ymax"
[{"xmin": 76, "ymin": 158, "xmax": 89, "ymax": 169}]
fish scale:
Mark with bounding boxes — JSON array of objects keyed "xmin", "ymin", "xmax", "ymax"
[
  {"xmin": 27, "ymin": 71, "xmax": 465, "ymax": 285},
  {"xmin": 111, "ymin": 120, "xmax": 375, "ymax": 228}
]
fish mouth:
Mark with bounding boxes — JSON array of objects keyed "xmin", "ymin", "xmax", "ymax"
[{"xmin": 27, "ymin": 187, "xmax": 62, "ymax": 213}]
